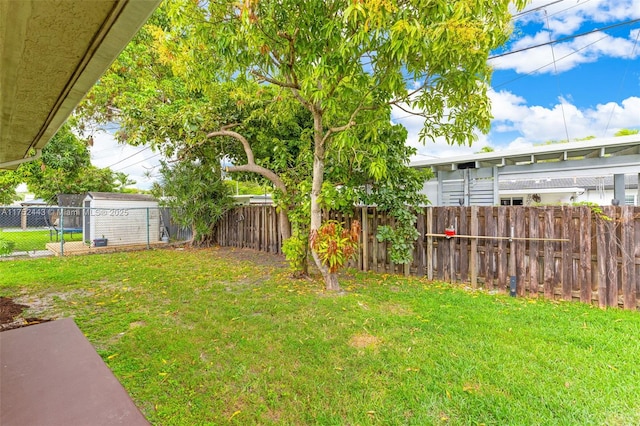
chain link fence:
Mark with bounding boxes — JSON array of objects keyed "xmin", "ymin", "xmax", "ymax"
[{"xmin": 0, "ymin": 206, "xmax": 191, "ymax": 258}]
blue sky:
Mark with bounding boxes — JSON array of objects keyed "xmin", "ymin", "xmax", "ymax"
[
  {"xmin": 398, "ymin": 0, "xmax": 640, "ymax": 159},
  {"xmin": 91, "ymin": 0, "xmax": 640, "ymax": 188}
]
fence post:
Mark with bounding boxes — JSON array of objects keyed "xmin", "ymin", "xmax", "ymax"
[
  {"xmin": 59, "ymin": 207, "xmax": 64, "ymax": 256},
  {"xmin": 621, "ymin": 206, "xmax": 636, "ymax": 309},
  {"xmin": 426, "ymin": 207, "xmax": 433, "ymax": 280},
  {"xmin": 146, "ymin": 208, "xmax": 150, "ymax": 249},
  {"xmin": 361, "ymin": 207, "xmax": 369, "ymax": 271}
]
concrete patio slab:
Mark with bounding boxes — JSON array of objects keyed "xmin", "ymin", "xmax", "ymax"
[{"xmin": 0, "ymin": 318, "xmax": 149, "ymax": 426}]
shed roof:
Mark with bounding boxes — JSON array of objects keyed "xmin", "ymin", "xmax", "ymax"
[{"xmin": 85, "ymin": 192, "xmax": 157, "ymax": 202}]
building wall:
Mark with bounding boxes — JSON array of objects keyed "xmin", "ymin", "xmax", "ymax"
[
  {"xmin": 422, "ymin": 181, "xmax": 638, "ymax": 207},
  {"xmin": 581, "ymin": 189, "xmax": 637, "ymax": 206},
  {"xmin": 84, "ymin": 199, "xmax": 160, "ymax": 246}
]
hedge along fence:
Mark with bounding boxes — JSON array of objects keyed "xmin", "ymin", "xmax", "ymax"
[{"xmin": 215, "ymin": 205, "xmax": 640, "ymax": 310}]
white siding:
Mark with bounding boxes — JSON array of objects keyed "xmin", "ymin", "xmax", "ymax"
[{"xmin": 84, "ymin": 198, "xmax": 160, "ymax": 246}]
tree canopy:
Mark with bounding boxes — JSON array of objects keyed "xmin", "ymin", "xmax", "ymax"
[
  {"xmin": 16, "ymin": 124, "xmax": 127, "ymax": 203},
  {"xmin": 82, "ymin": 0, "xmax": 525, "ymax": 290}
]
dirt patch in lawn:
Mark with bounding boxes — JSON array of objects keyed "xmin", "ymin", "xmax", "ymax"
[
  {"xmin": 209, "ymin": 246, "xmax": 288, "ymax": 268},
  {"xmin": 0, "ymin": 296, "xmax": 52, "ymax": 332},
  {"xmin": 349, "ymin": 333, "xmax": 381, "ymax": 350}
]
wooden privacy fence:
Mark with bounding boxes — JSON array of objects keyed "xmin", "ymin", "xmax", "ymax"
[
  {"xmin": 216, "ymin": 205, "xmax": 640, "ymax": 310},
  {"xmin": 216, "ymin": 205, "xmax": 284, "ymax": 255}
]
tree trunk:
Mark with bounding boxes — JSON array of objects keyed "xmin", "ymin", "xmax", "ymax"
[
  {"xmin": 279, "ymin": 209, "xmax": 291, "ymax": 241},
  {"xmin": 309, "ymin": 109, "xmax": 340, "ymax": 291}
]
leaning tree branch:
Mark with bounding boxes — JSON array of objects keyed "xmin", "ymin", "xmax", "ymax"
[
  {"xmin": 225, "ymin": 164, "xmax": 287, "ymax": 194},
  {"xmin": 207, "ymin": 129, "xmax": 287, "ymax": 194}
]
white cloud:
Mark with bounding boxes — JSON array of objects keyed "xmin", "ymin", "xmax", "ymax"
[
  {"xmin": 497, "ymin": 0, "xmax": 640, "ymax": 74},
  {"xmin": 516, "ymin": 0, "xmax": 640, "ymax": 26},
  {"xmin": 490, "ymin": 90, "xmax": 640, "ymax": 143},
  {"xmin": 492, "ymin": 30, "xmax": 639, "ymax": 75},
  {"xmin": 90, "ymin": 131, "xmax": 162, "ymax": 190},
  {"xmin": 398, "ymin": 89, "xmax": 640, "ymax": 161}
]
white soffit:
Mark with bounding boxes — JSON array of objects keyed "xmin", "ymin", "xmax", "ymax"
[{"xmin": 0, "ymin": 0, "xmax": 160, "ymax": 168}]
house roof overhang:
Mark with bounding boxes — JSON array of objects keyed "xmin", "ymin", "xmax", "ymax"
[
  {"xmin": 0, "ymin": 0, "xmax": 161, "ymax": 169},
  {"xmin": 410, "ymin": 135, "xmax": 640, "ymax": 173}
]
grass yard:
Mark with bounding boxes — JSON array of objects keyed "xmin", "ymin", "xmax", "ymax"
[
  {"xmin": 1, "ymin": 247, "xmax": 640, "ymax": 425},
  {"xmin": 0, "ymin": 229, "xmax": 52, "ymax": 253}
]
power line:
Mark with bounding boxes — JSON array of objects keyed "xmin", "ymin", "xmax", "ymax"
[
  {"xmin": 489, "ymin": 18, "xmax": 640, "ymax": 60},
  {"xmin": 104, "ymin": 146, "xmax": 151, "ymax": 168},
  {"xmin": 513, "ymin": 0, "xmax": 595, "ymax": 22},
  {"xmin": 544, "ymin": 10, "xmax": 571, "ymax": 143},
  {"xmin": 603, "ymin": 26, "xmax": 640, "ymax": 136},
  {"xmin": 113, "ymin": 153, "xmax": 162, "ymax": 172},
  {"xmin": 512, "ymin": 0, "xmax": 566, "ymax": 20},
  {"xmin": 493, "ymin": 33, "xmax": 611, "ymax": 88}
]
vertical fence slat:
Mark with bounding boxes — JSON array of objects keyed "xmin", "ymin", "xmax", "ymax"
[
  {"xmin": 497, "ymin": 206, "xmax": 507, "ymax": 290},
  {"xmin": 543, "ymin": 207, "xmax": 555, "ymax": 299},
  {"xmin": 470, "ymin": 206, "xmax": 478, "ymax": 288},
  {"xmin": 580, "ymin": 207, "xmax": 592, "ymax": 304},
  {"xmin": 622, "ymin": 206, "xmax": 636, "ymax": 309},
  {"xmin": 415, "ymin": 212, "xmax": 425, "ymax": 277},
  {"xmin": 427, "ymin": 208, "xmax": 434, "ymax": 280},
  {"xmin": 370, "ymin": 209, "xmax": 378, "ymax": 272},
  {"xmin": 441, "ymin": 208, "xmax": 451, "ymax": 282},
  {"xmin": 361, "ymin": 207, "xmax": 369, "ymax": 271},
  {"xmin": 436, "ymin": 208, "xmax": 445, "ymax": 280},
  {"xmin": 515, "ymin": 207, "xmax": 526, "ymax": 297},
  {"xmin": 485, "ymin": 207, "xmax": 494, "ymax": 290},
  {"xmin": 596, "ymin": 210, "xmax": 608, "ymax": 308},
  {"xmin": 606, "ymin": 207, "xmax": 619, "ymax": 307},
  {"xmin": 635, "ymin": 207, "xmax": 640, "ymax": 309},
  {"xmin": 449, "ymin": 208, "xmax": 456, "ymax": 282},
  {"xmin": 562, "ymin": 207, "xmax": 572, "ymax": 301},
  {"xmin": 529, "ymin": 208, "xmax": 539, "ymax": 295},
  {"xmin": 459, "ymin": 208, "xmax": 469, "ymax": 282}
]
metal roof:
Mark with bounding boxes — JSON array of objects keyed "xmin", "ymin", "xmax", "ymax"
[
  {"xmin": 0, "ymin": 0, "xmax": 161, "ymax": 169},
  {"xmin": 411, "ymin": 135, "xmax": 640, "ymax": 173}
]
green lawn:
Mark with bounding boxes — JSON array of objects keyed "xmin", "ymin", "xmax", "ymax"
[
  {"xmin": 2, "ymin": 247, "xmax": 639, "ymax": 425},
  {"xmin": 0, "ymin": 229, "xmax": 52, "ymax": 252}
]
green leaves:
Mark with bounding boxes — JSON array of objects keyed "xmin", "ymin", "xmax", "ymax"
[
  {"xmin": 77, "ymin": 0, "xmax": 525, "ymax": 289},
  {"xmin": 152, "ymin": 155, "xmax": 233, "ymax": 247},
  {"xmin": 0, "ymin": 170, "xmax": 20, "ymax": 205},
  {"xmin": 16, "ymin": 124, "xmax": 121, "ymax": 203}
]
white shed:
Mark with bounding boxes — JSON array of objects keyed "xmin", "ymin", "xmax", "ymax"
[{"xmin": 83, "ymin": 192, "xmax": 160, "ymax": 247}]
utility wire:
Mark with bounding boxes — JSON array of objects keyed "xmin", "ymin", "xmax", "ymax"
[
  {"xmin": 113, "ymin": 153, "xmax": 162, "ymax": 172},
  {"xmin": 104, "ymin": 146, "xmax": 151, "ymax": 168},
  {"xmin": 488, "ymin": 18, "xmax": 640, "ymax": 60},
  {"xmin": 493, "ymin": 33, "xmax": 611, "ymax": 88},
  {"xmin": 603, "ymin": 27, "xmax": 640, "ymax": 136},
  {"xmin": 399, "ymin": 18, "xmax": 639, "ymax": 93},
  {"xmin": 512, "ymin": 0, "xmax": 566, "ymax": 19},
  {"xmin": 392, "ymin": 28, "xmax": 619, "ymax": 123},
  {"xmin": 544, "ymin": 10, "xmax": 571, "ymax": 143}
]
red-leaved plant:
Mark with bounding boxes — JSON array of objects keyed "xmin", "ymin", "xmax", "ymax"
[{"xmin": 310, "ymin": 220, "xmax": 361, "ymax": 273}]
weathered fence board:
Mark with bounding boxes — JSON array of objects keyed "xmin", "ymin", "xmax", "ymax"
[{"xmin": 215, "ymin": 205, "xmax": 640, "ymax": 310}]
